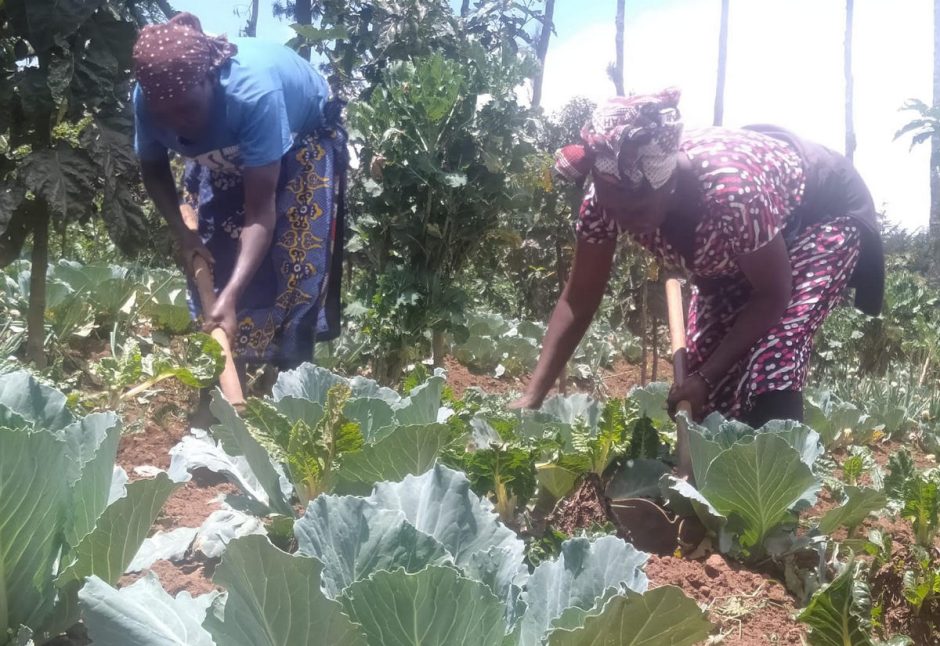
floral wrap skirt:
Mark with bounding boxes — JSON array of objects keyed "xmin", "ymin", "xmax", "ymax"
[{"xmin": 183, "ymin": 119, "xmax": 347, "ymax": 368}]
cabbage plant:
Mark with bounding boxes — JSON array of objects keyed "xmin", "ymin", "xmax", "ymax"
[
  {"xmin": 79, "ymin": 466, "xmax": 714, "ymax": 646},
  {"xmin": 661, "ymin": 414, "xmax": 824, "ymax": 557},
  {"xmin": 0, "ymin": 371, "xmax": 181, "ymax": 646},
  {"xmin": 169, "ymin": 364, "xmax": 460, "ymax": 518}
]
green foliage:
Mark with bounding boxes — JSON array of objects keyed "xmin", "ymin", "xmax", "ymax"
[
  {"xmin": 627, "ymin": 416, "xmax": 660, "ymax": 460},
  {"xmin": 0, "ymin": 371, "xmax": 179, "ymax": 644},
  {"xmin": 843, "ymin": 454, "xmax": 866, "ymax": 487},
  {"xmin": 805, "ymin": 388, "xmax": 881, "ymax": 449},
  {"xmin": 0, "ymin": 0, "xmax": 148, "ymax": 259},
  {"xmin": 884, "ymin": 450, "xmax": 917, "ymax": 504},
  {"xmin": 289, "ymin": 0, "xmax": 540, "ymax": 98},
  {"xmin": 798, "ymin": 561, "xmax": 873, "ymax": 646},
  {"xmin": 813, "ymin": 258, "xmax": 940, "ymax": 424},
  {"xmin": 895, "ymin": 98, "xmax": 940, "ymax": 151},
  {"xmin": 901, "ymin": 547, "xmax": 940, "ymax": 616},
  {"xmin": 818, "ymin": 487, "xmax": 886, "ymax": 537},
  {"xmin": 245, "ymin": 384, "xmax": 363, "ymax": 507},
  {"xmin": 81, "ymin": 466, "xmax": 712, "ymax": 646},
  {"xmin": 857, "ymin": 529, "xmax": 895, "ymax": 583},
  {"xmin": 451, "ymin": 312, "xmax": 543, "ymax": 377},
  {"xmin": 663, "ymin": 416, "xmax": 823, "ymax": 557},
  {"xmin": 875, "ymin": 442, "xmax": 940, "ymax": 549},
  {"xmin": 174, "ymin": 365, "xmax": 458, "ymax": 516},
  {"xmin": 334, "ymin": 1, "xmax": 539, "ymax": 381},
  {"xmin": 454, "ymin": 444, "xmax": 538, "ymax": 523},
  {"xmin": 899, "ymin": 474, "xmax": 939, "ymax": 548},
  {"xmin": 629, "ymin": 382, "xmax": 671, "ymax": 428},
  {"xmin": 575, "ymin": 397, "xmax": 630, "ymax": 475},
  {"xmin": 94, "ymin": 332, "xmax": 223, "ymax": 405}
]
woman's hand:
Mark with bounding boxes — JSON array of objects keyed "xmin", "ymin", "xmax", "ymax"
[
  {"xmin": 204, "ymin": 291, "xmax": 238, "ymax": 343},
  {"xmin": 508, "ymin": 392, "xmax": 544, "ymax": 411},
  {"xmin": 667, "ymin": 372, "xmax": 710, "ymax": 422}
]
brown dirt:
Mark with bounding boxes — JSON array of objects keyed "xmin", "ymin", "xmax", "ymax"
[
  {"xmin": 116, "ymin": 382, "xmax": 194, "ymax": 473},
  {"xmin": 115, "ymin": 380, "xmax": 229, "ymax": 596},
  {"xmin": 444, "ymin": 355, "xmax": 674, "ymax": 400},
  {"xmin": 444, "ymin": 356, "xmax": 521, "ymax": 397},
  {"xmin": 646, "ymin": 554, "xmax": 805, "ymax": 645},
  {"xmin": 870, "ymin": 439, "xmax": 937, "ymax": 470},
  {"xmin": 546, "ymin": 473, "xmax": 616, "ymax": 535}
]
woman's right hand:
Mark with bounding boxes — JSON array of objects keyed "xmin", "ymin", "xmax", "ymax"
[
  {"xmin": 179, "ymin": 229, "xmax": 214, "ymax": 277},
  {"xmin": 508, "ymin": 392, "xmax": 544, "ymax": 411}
]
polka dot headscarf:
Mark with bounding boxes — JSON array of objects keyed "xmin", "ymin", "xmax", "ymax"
[
  {"xmin": 133, "ymin": 12, "xmax": 237, "ymax": 105},
  {"xmin": 555, "ymin": 88, "xmax": 684, "ymax": 192}
]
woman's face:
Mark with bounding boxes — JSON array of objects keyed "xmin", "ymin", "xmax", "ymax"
[
  {"xmin": 148, "ymin": 75, "xmax": 215, "ymax": 141},
  {"xmin": 592, "ymin": 175, "xmax": 674, "ymax": 236}
]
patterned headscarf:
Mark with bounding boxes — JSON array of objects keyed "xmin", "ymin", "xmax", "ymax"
[
  {"xmin": 133, "ymin": 13, "xmax": 237, "ymax": 105},
  {"xmin": 555, "ymin": 88, "xmax": 684, "ymax": 191}
]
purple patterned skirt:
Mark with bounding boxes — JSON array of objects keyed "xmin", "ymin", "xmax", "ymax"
[
  {"xmin": 183, "ymin": 127, "xmax": 347, "ymax": 368},
  {"xmin": 686, "ymin": 217, "xmax": 861, "ymax": 418}
]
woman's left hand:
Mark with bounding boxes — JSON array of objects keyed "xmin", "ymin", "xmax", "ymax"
[
  {"xmin": 667, "ymin": 372, "xmax": 710, "ymax": 422},
  {"xmin": 204, "ymin": 292, "xmax": 238, "ymax": 343}
]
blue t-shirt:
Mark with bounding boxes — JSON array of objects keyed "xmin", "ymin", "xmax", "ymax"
[{"xmin": 134, "ymin": 38, "xmax": 329, "ymax": 170}]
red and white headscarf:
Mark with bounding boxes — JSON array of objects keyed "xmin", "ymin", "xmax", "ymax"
[
  {"xmin": 133, "ymin": 13, "xmax": 237, "ymax": 105},
  {"xmin": 555, "ymin": 88, "xmax": 683, "ymax": 191}
]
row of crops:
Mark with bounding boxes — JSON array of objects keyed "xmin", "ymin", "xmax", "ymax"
[
  {"xmin": 2, "ymin": 259, "xmax": 940, "ymax": 644},
  {"xmin": 3, "ymin": 354, "xmax": 938, "ymax": 644}
]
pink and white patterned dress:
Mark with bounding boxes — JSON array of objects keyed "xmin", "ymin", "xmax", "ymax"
[{"xmin": 577, "ymin": 127, "xmax": 861, "ymax": 418}]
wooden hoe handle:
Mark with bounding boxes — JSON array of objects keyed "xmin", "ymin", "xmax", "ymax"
[
  {"xmin": 180, "ymin": 205, "xmax": 245, "ymax": 406},
  {"xmin": 665, "ymin": 278, "xmax": 691, "ymax": 416},
  {"xmin": 665, "ymin": 278, "xmax": 693, "ymax": 480}
]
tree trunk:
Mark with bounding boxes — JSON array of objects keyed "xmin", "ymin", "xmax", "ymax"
[
  {"xmin": 713, "ymin": 0, "xmax": 729, "ymax": 126},
  {"xmin": 844, "ymin": 0, "xmax": 856, "ymax": 162},
  {"xmin": 432, "ymin": 329, "xmax": 446, "ymax": 369},
  {"xmin": 245, "ymin": 0, "xmax": 260, "ymax": 37},
  {"xmin": 639, "ymin": 281, "xmax": 648, "ymax": 385},
  {"xmin": 296, "ymin": 0, "xmax": 313, "ymax": 61},
  {"xmin": 461, "ymin": 0, "xmax": 471, "ymax": 17},
  {"xmin": 613, "ymin": 0, "xmax": 626, "ymax": 96},
  {"xmin": 931, "ymin": 0, "xmax": 940, "ymax": 283},
  {"xmin": 26, "ymin": 205, "xmax": 50, "ymax": 370},
  {"xmin": 651, "ymin": 311, "xmax": 659, "ymax": 382},
  {"xmin": 531, "ymin": 0, "xmax": 556, "ymax": 109}
]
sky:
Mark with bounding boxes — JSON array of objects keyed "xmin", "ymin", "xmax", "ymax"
[{"xmin": 175, "ymin": 0, "xmax": 934, "ymax": 230}]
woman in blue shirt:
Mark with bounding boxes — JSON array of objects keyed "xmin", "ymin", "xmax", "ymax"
[{"xmin": 133, "ymin": 12, "xmax": 346, "ymax": 370}]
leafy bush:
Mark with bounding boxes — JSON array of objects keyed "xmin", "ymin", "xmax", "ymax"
[{"xmin": 450, "ymin": 311, "xmax": 641, "ymax": 381}]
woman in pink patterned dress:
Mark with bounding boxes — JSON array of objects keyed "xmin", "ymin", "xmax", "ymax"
[{"xmin": 514, "ymin": 89, "xmax": 884, "ymax": 436}]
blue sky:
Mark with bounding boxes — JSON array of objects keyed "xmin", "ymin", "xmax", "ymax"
[{"xmin": 174, "ymin": 0, "xmax": 934, "ymax": 230}]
